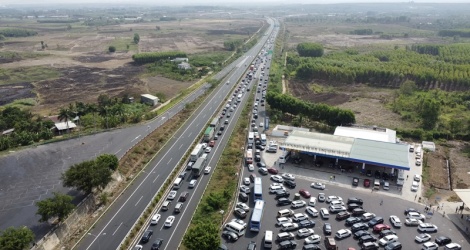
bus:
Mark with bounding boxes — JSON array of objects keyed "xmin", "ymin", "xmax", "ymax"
[
  {"xmin": 254, "ymin": 177, "xmax": 263, "ymax": 201},
  {"xmin": 260, "ymin": 134, "xmax": 267, "ymax": 146},
  {"xmin": 190, "ymin": 144, "xmax": 204, "ymax": 162},
  {"xmin": 248, "ymin": 132, "xmax": 254, "ymax": 144},
  {"xmin": 245, "ymin": 150, "xmax": 253, "ymax": 164},
  {"xmin": 210, "ymin": 117, "xmax": 219, "ymax": 128},
  {"xmin": 192, "ymin": 157, "xmax": 206, "ymax": 177},
  {"xmin": 250, "ymin": 200, "xmax": 265, "ymax": 232}
]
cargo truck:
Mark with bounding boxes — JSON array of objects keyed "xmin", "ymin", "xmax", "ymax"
[
  {"xmin": 190, "ymin": 144, "xmax": 204, "ymax": 162},
  {"xmin": 203, "ymin": 127, "xmax": 214, "ymax": 142},
  {"xmin": 192, "ymin": 157, "xmax": 207, "ymax": 177}
]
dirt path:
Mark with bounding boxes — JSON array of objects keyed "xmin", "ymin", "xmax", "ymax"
[{"xmin": 282, "ymin": 76, "xmax": 287, "ymax": 94}]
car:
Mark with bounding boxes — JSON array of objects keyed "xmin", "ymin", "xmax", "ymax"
[
  {"xmin": 179, "ymin": 171, "xmax": 188, "ymax": 180},
  {"xmin": 384, "ymin": 241, "xmax": 402, "ymax": 250},
  {"xmin": 271, "ymin": 174, "xmax": 284, "ymax": 182},
  {"xmin": 277, "ymin": 217, "xmax": 293, "ymax": 226},
  {"xmin": 418, "ymin": 223, "xmax": 438, "ymax": 233},
  {"xmin": 240, "ymin": 186, "xmax": 251, "ymax": 194},
  {"xmin": 299, "ymin": 189, "xmax": 311, "ymax": 198},
  {"xmin": 358, "ymin": 234, "xmax": 377, "ymax": 244},
  {"xmin": 268, "ymin": 167, "xmax": 279, "ymax": 174},
  {"xmin": 258, "ymin": 167, "xmax": 268, "ymax": 175},
  {"xmin": 209, "ymin": 140, "xmax": 215, "ymax": 147},
  {"xmin": 404, "ymin": 208, "xmax": 419, "ymax": 215},
  {"xmin": 292, "ymin": 212, "xmax": 308, "ymax": 222},
  {"xmin": 257, "ymin": 162, "xmax": 266, "ymax": 168},
  {"xmin": 373, "ymin": 224, "xmax": 391, "ymax": 233},
  {"xmin": 150, "ymin": 238, "xmax": 163, "ymax": 250},
  {"xmin": 361, "ymin": 242, "xmax": 379, "ymax": 250},
  {"xmin": 234, "ymin": 208, "xmax": 247, "ymax": 218},
  {"xmin": 204, "ymin": 166, "xmax": 211, "ymax": 174},
  {"xmin": 379, "ymin": 235, "xmax": 398, "ymax": 246},
  {"xmin": 254, "ymin": 154, "xmax": 261, "ymax": 162},
  {"xmin": 351, "ymin": 223, "xmax": 369, "ymax": 233},
  {"xmin": 352, "ymin": 177, "xmax": 359, "ymax": 186},
  {"xmin": 347, "ymin": 203, "xmax": 362, "ymax": 211},
  {"xmin": 411, "ymin": 181, "xmax": 419, "ymax": 191},
  {"xmin": 231, "ymin": 218, "xmax": 247, "ymax": 228},
  {"xmin": 255, "ymin": 144, "xmax": 265, "ymax": 150},
  {"xmin": 408, "ymin": 212, "xmax": 426, "ymax": 221},
  {"xmin": 323, "ymin": 223, "xmax": 332, "ymax": 235},
  {"xmin": 336, "ymin": 211, "xmax": 351, "ymax": 221},
  {"xmin": 282, "ymin": 173, "xmax": 295, "ymax": 181},
  {"xmin": 347, "ymin": 197, "xmax": 364, "ymax": 205},
  {"xmin": 278, "ymin": 198, "xmax": 292, "ymax": 206},
  {"xmin": 284, "ymin": 180, "xmax": 297, "ymax": 188},
  {"xmin": 366, "ymin": 170, "xmax": 372, "ymax": 177},
  {"xmin": 414, "ymin": 174, "xmax": 421, "ymax": 181},
  {"xmin": 364, "ymin": 179, "xmax": 371, "ymax": 187},
  {"xmin": 352, "ymin": 208, "xmax": 367, "ymax": 216},
  {"xmin": 361, "ymin": 213, "xmax": 376, "ymax": 221},
  {"xmin": 164, "ymin": 216, "xmax": 175, "ymax": 227},
  {"xmin": 248, "ymin": 164, "xmax": 254, "ymax": 171},
  {"xmin": 318, "ymin": 193, "xmax": 326, "ymax": 202},
  {"xmin": 305, "ymin": 234, "xmax": 321, "ymax": 244},
  {"xmin": 297, "ymin": 228, "xmax": 315, "ymax": 238},
  {"xmin": 345, "ymin": 217, "xmax": 362, "ymax": 226},
  {"xmin": 141, "ymin": 230, "xmax": 153, "ymax": 243},
  {"xmin": 329, "ymin": 205, "xmax": 347, "ymax": 213},
  {"xmin": 299, "ymin": 219, "xmax": 316, "ymax": 228},
  {"xmin": 275, "ymin": 190, "xmax": 290, "ymax": 199},
  {"xmin": 281, "ymin": 223, "xmax": 299, "ymax": 232},
  {"xmin": 247, "ymin": 241, "xmax": 256, "ymax": 250},
  {"xmin": 214, "ymin": 135, "xmax": 219, "ymax": 140},
  {"xmin": 236, "ymin": 202, "xmax": 250, "ymax": 212},
  {"xmin": 415, "ymin": 233, "xmax": 432, "ymax": 243},
  {"xmin": 405, "ymin": 218, "xmax": 423, "ymax": 226},
  {"xmin": 243, "ymin": 177, "xmax": 250, "ymax": 185},
  {"xmin": 444, "ymin": 243, "xmax": 462, "ymax": 250},
  {"xmin": 368, "ymin": 217, "xmax": 384, "ymax": 227},
  {"xmin": 291, "ymin": 200, "xmax": 307, "ymax": 208},
  {"xmin": 421, "ymin": 242, "xmax": 439, "ymax": 250},
  {"xmin": 311, "ymin": 182, "xmax": 326, "ymax": 190},
  {"xmin": 335, "ymin": 229, "xmax": 352, "ymax": 239},
  {"xmin": 389, "ymin": 215, "xmax": 401, "ymax": 228},
  {"xmin": 383, "ymin": 181, "xmax": 390, "ymax": 190},
  {"xmin": 435, "ymin": 236, "xmax": 451, "ymax": 246},
  {"xmin": 167, "ymin": 191, "xmax": 177, "ymax": 200},
  {"xmin": 222, "ymin": 230, "xmax": 239, "ymax": 241},
  {"xmin": 134, "ymin": 245, "xmax": 143, "ymax": 250},
  {"xmin": 278, "ymin": 240, "xmax": 297, "ymax": 249},
  {"xmin": 306, "ymin": 206, "xmax": 319, "ymax": 217},
  {"xmin": 326, "ymin": 196, "xmax": 343, "ymax": 203},
  {"xmin": 205, "ymin": 147, "xmax": 212, "ymax": 153},
  {"xmin": 303, "ymin": 244, "xmax": 321, "ymax": 250},
  {"xmin": 151, "ymin": 213, "xmax": 161, "ymax": 225},
  {"xmin": 353, "ymin": 230, "xmax": 370, "ymax": 239},
  {"xmin": 330, "ymin": 200, "xmax": 345, "ymax": 206},
  {"xmin": 308, "ymin": 197, "xmax": 317, "ymax": 207}
]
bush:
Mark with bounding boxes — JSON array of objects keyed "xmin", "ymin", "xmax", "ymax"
[{"xmin": 108, "ymin": 46, "xmax": 116, "ymax": 53}]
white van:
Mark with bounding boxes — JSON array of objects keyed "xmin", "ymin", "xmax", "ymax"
[
  {"xmin": 279, "ymin": 151, "xmax": 291, "ymax": 164},
  {"xmin": 162, "ymin": 200, "xmax": 171, "ymax": 211},
  {"xmin": 264, "ymin": 230, "xmax": 273, "ymax": 248},
  {"xmin": 320, "ymin": 208, "xmax": 330, "ymax": 219},
  {"xmin": 173, "ymin": 177, "xmax": 183, "ymax": 190},
  {"xmin": 397, "ymin": 170, "xmax": 405, "ymax": 186},
  {"xmin": 277, "ymin": 209, "xmax": 294, "ymax": 218},
  {"xmin": 225, "ymin": 221, "xmax": 246, "ymax": 236},
  {"xmin": 373, "ymin": 179, "xmax": 380, "ymax": 190},
  {"xmin": 308, "ymin": 197, "xmax": 317, "ymax": 207},
  {"xmin": 189, "ymin": 179, "xmax": 197, "ymax": 188}
]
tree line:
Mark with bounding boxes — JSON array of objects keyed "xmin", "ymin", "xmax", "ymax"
[
  {"xmin": 0, "ymin": 29, "xmax": 37, "ymax": 37},
  {"xmin": 350, "ymin": 29, "xmax": 373, "ymax": 35},
  {"xmin": 296, "ymin": 42, "xmax": 324, "ymax": 57},
  {"xmin": 266, "ymin": 92, "xmax": 355, "ymax": 126},
  {"xmin": 132, "ymin": 51, "xmax": 187, "ymax": 64},
  {"xmin": 438, "ymin": 29, "xmax": 470, "ymax": 38},
  {"xmin": 223, "ymin": 39, "xmax": 243, "ymax": 51}
]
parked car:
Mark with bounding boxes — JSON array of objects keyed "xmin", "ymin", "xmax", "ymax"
[
  {"xmin": 268, "ymin": 167, "xmax": 279, "ymax": 174},
  {"xmin": 281, "ymin": 173, "xmax": 295, "ymax": 181},
  {"xmin": 335, "ymin": 229, "xmax": 352, "ymax": 239},
  {"xmin": 405, "ymin": 218, "xmax": 423, "ymax": 227},
  {"xmin": 222, "ymin": 230, "xmax": 239, "ymax": 242},
  {"xmin": 311, "ymin": 182, "xmax": 326, "ymax": 190},
  {"xmin": 234, "ymin": 208, "xmax": 247, "ymax": 218},
  {"xmin": 418, "ymin": 223, "xmax": 438, "ymax": 233},
  {"xmin": 347, "ymin": 197, "xmax": 364, "ymax": 205},
  {"xmin": 373, "ymin": 224, "xmax": 391, "ymax": 233},
  {"xmin": 444, "ymin": 243, "xmax": 462, "ymax": 250},
  {"xmin": 305, "ymin": 234, "xmax": 321, "ymax": 244},
  {"xmin": 368, "ymin": 217, "xmax": 384, "ymax": 227},
  {"xmin": 284, "ymin": 180, "xmax": 296, "ymax": 188},
  {"xmin": 299, "ymin": 219, "xmax": 316, "ymax": 229},
  {"xmin": 323, "ymin": 223, "xmax": 332, "ymax": 235},
  {"xmin": 299, "ymin": 189, "xmax": 311, "ymax": 198},
  {"xmin": 415, "ymin": 233, "xmax": 432, "ymax": 243},
  {"xmin": 379, "ymin": 229, "xmax": 396, "ymax": 238},
  {"xmin": 421, "ymin": 242, "xmax": 439, "ymax": 250},
  {"xmin": 345, "ymin": 217, "xmax": 362, "ymax": 226},
  {"xmin": 336, "ymin": 211, "xmax": 351, "ymax": 221},
  {"xmin": 435, "ymin": 236, "xmax": 451, "ymax": 246},
  {"xmin": 353, "ymin": 230, "xmax": 370, "ymax": 239},
  {"xmin": 389, "ymin": 215, "xmax": 402, "ymax": 228},
  {"xmin": 352, "ymin": 177, "xmax": 359, "ymax": 186},
  {"xmin": 317, "ymin": 193, "xmax": 326, "ymax": 202},
  {"xmin": 236, "ymin": 202, "xmax": 249, "ymax": 212},
  {"xmin": 306, "ymin": 206, "xmax": 319, "ymax": 217},
  {"xmin": 278, "ymin": 198, "xmax": 292, "ymax": 206},
  {"xmin": 291, "ymin": 200, "xmax": 307, "ymax": 208},
  {"xmin": 364, "ymin": 179, "xmax": 371, "ymax": 187},
  {"xmin": 297, "ymin": 228, "xmax": 315, "ymax": 238}
]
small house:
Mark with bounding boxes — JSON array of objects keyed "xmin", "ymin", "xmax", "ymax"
[{"xmin": 141, "ymin": 94, "xmax": 159, "ymax": 106}]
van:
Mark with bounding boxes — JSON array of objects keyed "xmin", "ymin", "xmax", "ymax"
[
  {"xmin": 174, "ymin": 202, "xmax": 184, "ymax": 213},
  {"xmin": 179, "ymin": 191, "xmax": 189, "ymax": 202},
  {"xmin": 308, "ymin": 197, "xmax": 317, "ymax": 207},
  {"xmin": 278, "ymin": 151, "xmax": 291, "ymax": 164},
  {"xmin": 373, "ymin": 179, "xmax": 380, "ymax": 190},
  {"xmin": 397, "ymin": 170, "xmax": 405, "ymax": 186},
  {"xmin": 320, "ymin": 208, "xmax": 330, "ymax": 219},
  {"xmin": 189, "ymin": 179, "xmax": 197, "ymax": 188},
  {"xmin": 225, "ymin": 221, "xmax": 246, "ymax": 236},
  {"xmin": 264, "ymin": 230, "xmax": 273, "ymax": 248},
  {"xmin": 173, "ymin": 177, "xmax": 183, "ymax": 190},
  {"xmin": 162, "ymin": 200, "xmax": 171, "ymax": 211},
  {"xmin": 277, "ymin": 209, "xmax": 294, "ymax": 218}
]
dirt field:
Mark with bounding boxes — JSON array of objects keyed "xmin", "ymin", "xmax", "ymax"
[{"xmin": 0, "ymin": 18, "xmax": 262, "ymax": 115}]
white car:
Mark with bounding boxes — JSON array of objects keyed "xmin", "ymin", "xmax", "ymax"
[
  {"xmin": 414, "ymin": 174, "xmax": 421, "ymax": 181},
  {"xmin": 335, "ymin": 229, "xmax": 352, "ymax": 239},
  {"xmin": 271, "ymin": 175, "xmax": 284, "ymax": 183},
  {"xmin": 311, "ymin": 182, "xmax": 326, "ymax": 190},
  {"xmin": 297, "ymin": 228, "xmax": 314, "ymax": 238},
  {"xmin": 231, "ymin": 218, "xmax": 247, "ymax": 228},
  {"xmin": 417, "ymin": 223, "xmax": 438, "ymax": 232},
  {"xmin": 281, "ymin": 173, "xmax": 295, "ymax": 181},
  {"xmin": 291, "ymin": 200, "xmax": 306, "ymax": 208},
  {"xmin": 243, "ymin": 177, "xmax": 251, "ymax": 185},
  {"xmin": 305, "ymin": 234, "xmax": 321, "ymax": 244},
  {"xmin": 330, "ymin": 200, "xmax": 344, "ymax": 206},
  {"xmin": 150, "ymin": 213, "xmax": 161, "ymax": 225},
  {"xmin": 326, "ymin": 196, "xmax": 343, "ymax": 203},
  {"xmin": 421, "ymin": 242, "xmax": 439, "ymax": 250},
  {"xmin": 270, "ymin": 182, "xmax": 283, "ymax": 188},
  {"xmin": 389, "ymin": 215, "xmax": 402, "ymax": 228},
  {"xmin": 383, "ymin": 181, "xmax": 390, "ymax": 190},
  {"xmin": 248, "ymin": 164, "xmax": 254, "ymax": 171},
  {"xmin": 201, "ymin": 143, "xmax": 207, "ymax": 149},
  {"xmin": 205, "ymin": 147, "xmax": 212, "ymax": 153},
  {"xmin": 405, "ymin": 218, "xmax": 423, "ymax": 226},
  {"xmin": 240, "ymin": 186, "xmax": 251, "ymax": 194},
  {"xmin": 407, "ymin": 212, "xmax": 426, "ymax": 221},
  {"xmin": 167, "ymin": 190, "xmax": 177, "ymax": 200},
  {"xmin": 236, "ymin": 202, "xmax": 250, "ymax": 212},
  {"xmin": 204, "ymin": 166, "xmax": 211, "ymax": 174},
  {"xmin": 164, "ymin": 216, "xmax": 175, "ymax": 227},
  {"xmin": 415, "ymin": 233, "xmax": 431, "ymax": 243},
  {"xmin": 281, "ymin": 222, "xmax": 299, "ymax": 232},
  {"xmin": 411, "ymin": 181, "xmax": 419, "ymax": 191},
  {"xmin": 277, "ymin": 217, "xmax": 292, "ymax": 226},
  {"xmin": 292, "ymin": 213, "xmax": 308, "ymax": 222},
  {"xmin": 306, "ymin": 206, "xmax": 319, "ymax": 217},
  {"xmin": 379, "ymin": 235, "xmax": 398, "ymax": 246}
]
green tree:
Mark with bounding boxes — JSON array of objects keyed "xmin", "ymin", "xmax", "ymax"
[
  {"xmin": 58, "ymin": 107, "xmax": 73, "ymax": 134},
  {"xmin": 36, "ymin": 192, "xmax": 75, "ymax": 223},
  {"xmin": 96, "ymin": 154, "xmax": 119, "ymax": 171},
  {"xmin": 418, "ymin": 97, "xmax": 440, "ymax": 130},
  {"xmin": 62, "ymin": 157, "xmax": 113, "ymax": 194},
  {"xmin": 0, "ymin": 226, "xmax": 35, "ymax": 250},
  {"xmin": 183, "ymin": 221, "xmax": 220, "ymax": 250},
  {"xmin": 296, "ymin": 42, "xmax": 324, "ymax": 57},
  {"xmin": 400, "ymin": 80, "xmax": 417, "ymax": 96},
  {"xmin": 108, "ymin": 46, "xmax": 116, "ymax": 53},
  {"xmin": 133, "ymin": 33, "xmax": 140, "ymax": 44}
]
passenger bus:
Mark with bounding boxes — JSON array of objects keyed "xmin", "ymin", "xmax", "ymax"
[
  {"xmin": 254, "ymin": 177, "xmax": 263, "ymax": 201},
  {"xmin": 245, "ymin": 150, "xmax": 253, "ymax": 164},
  {"xmin": 250, "ymin": 200, "xmax": 265, "ymax": 232}
]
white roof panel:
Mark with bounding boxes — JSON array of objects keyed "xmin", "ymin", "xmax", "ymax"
[{"xmin": 334, "ymin": 126, "xmax": 396, "ymax": 143}]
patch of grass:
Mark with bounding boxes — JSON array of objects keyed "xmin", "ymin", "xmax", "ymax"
[
  {"xmin": 424, "ymin": 187, "xmax": 436, "ymax": 199},
  {"xmin": 0, "ymin": 66, "xmax": 60, "ymax": 85},
  {"xmin": 4, "ymin": 98, "xmax": 38, "ymax": 109},
  {"xmin": 108, "ymin": 37, "xmax": 138, "ymax": 52},
  {"xmin": 0, "ymin": 51, "xmax": 49, "ymax": 60}
]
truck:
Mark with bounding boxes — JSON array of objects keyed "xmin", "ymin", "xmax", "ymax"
[
  {"xmin": 203, "ymin": 127, "xmax": 214, "ymax": 142},
  {"xmin": 397, "ymin": 169, "xmax": 405, "ymax": 186},
  {"xmin": 190, "ymin": 144, "xmax": 204, "ymax": 162},
  {"xmin": 210, "ymin": 117, "xmax": 219, "ymax": 128},
  {"xmin": 192, "ymin": 157, "xmax": 207, "ymax": 177}
]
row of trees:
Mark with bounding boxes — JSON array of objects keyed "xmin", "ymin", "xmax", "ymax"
[
  {"xmin": 438, "ymin": 29, "xmax": 470, "ymax": 38},
  {"xmin": 266, "ymin": 92, "xmax": 355, "ymax": 126},
  {"xmin": 350, "ymin": 29, "xmax": 374, "ymax": 35},
  {"xmin": 410, "ymin": 43, "xmax": 470, "ymax": 64},
  {"xmin": 296, "ymin": 42, "xmax": 324, "ymax": 57},
  {"xmin": 132, "ymin": 51, "xmax": 187, "ymax": 64},
  {"xmin": 0, "ymin": 29, "xmax": 37, "ymax": 37}
]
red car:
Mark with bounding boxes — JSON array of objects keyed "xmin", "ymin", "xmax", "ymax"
[
  {"xmin": 209, "ymin": 140, "xmax": 215, "ymax": 147},
  {"xmin": 299, "ymin": 189, "xmax": 311, "ymax": 198},
  {"xmin": 373, "ymin": 224, "xmax": 391, "ymax": 233},
  {"xmin": 363, "ymin": 179, "xmax": 370, "ymax": 188},
  {"xmin": 267, "ymin": 168, "xmax": 278, "ymax": 174}
]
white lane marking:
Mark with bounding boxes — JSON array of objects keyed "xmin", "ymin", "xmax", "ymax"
[
  {"xmin": 131, "ymin": 135, "xmax": 141, "ymax": 142},
  {"xmin": 179, "ymin": 144, "xmax": 183, "ymax": 150},
  {"xmin": 115, "ymin": 149, "xmax": 122, "ymax": 154},
  {"xmin": 167, "ymin": 158, "xmax": 173, "ymax": 165},
  {"xmin": 135, "ymin": 196, "xmax": 143, "ymax": 206},
  {"xmin": 153, "ymin": 175, "xmax": 160, "ymax": 183},
  {"xmin": 188, "ymin": 132, "xmax": 192, "ymax": 138},
  {"xmin": 112, "ymin": 222, "xmax": 123, "ymax": 236}
]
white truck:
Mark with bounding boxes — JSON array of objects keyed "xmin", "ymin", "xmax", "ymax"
[
  {"xmin": 190, "ymin": 144, "xmax": 204, "ymax": 162},
  {"xmin": 397, "ymin": 170, "xmax": 405, "ymax": 186}
]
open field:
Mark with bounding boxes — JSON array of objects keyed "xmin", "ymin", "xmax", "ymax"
[{"xmin": 0, "ymin": 17, "xmax": 262, "ymax": 115}]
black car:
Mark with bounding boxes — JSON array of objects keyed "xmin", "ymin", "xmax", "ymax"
[
  {"xmin": 257, "ymin": 162, "xmax": 266, "ymax": 168},
  {"xmin": 366, "ymin": 170, "xmax": 372, "ymax": 177},
  {"xmin": 247, "ymin": 143, "xmax": 253, "ymax": 149},
  {"xmin": 141, "ymin": 230, "xmax": 153, "ymax": 243},
  {"xmin": 299, "ymin": 219, "xmax": 316, "ymax": 228},
  {"xmin": 255, "ymin": 155, "xmax": 261, "ymax": 162},
  {"xmin": 323, "ymin": 223, "xmax": 332, "ymax": 235},
  {"xmin": 179, "ymin": 171, "xmax": 188, "ymax": 180},
  {"xmin": 256, "ymin": 144, "xmax": 265, "ymax": 150},
  {"xmin": 284, "ymin": 180, "xmax": 296, "ymax": 188},
  {"xmin": 336, "ymin": 211, "xmax": 351, "ymax": 221},
  {"xmin": 352, "ymin": 208, "xmax": 366, "ymax": 216},
  {"xmin": 435, "ymin": 236, "xmax": 452, "ymax": 246},
  {"xmin": 345, "ymin": 217, "xmax": 362, "ymax": 226},
  {"xmin": 279, "ymin": 240, "xmax": 297, "ymax": 249},
  {"xmin": 151, "ymin": 238, "xmax": 164, "ymax": 250},
  {"xmin": 222, "ymin": 230, "xmax": 238, "ymax": 242},
  {"xmin": 353, "ymin": 230, "xmax": 370, "ymax": 239},
  {"xmin": 368, "ymin": 217, "xmax": 384, "ymax": 227},
  {"xmin": 303, "ymin": 244, "xmax": 321, "ymax": 250},
  {"xmin": 277, "ymin": 198, "xmax": 292, "ymax": 206},
  {"xmin": 239, "ymin": 192, "xmax": 248, "ymax": 202},
  {"xmin": 359, "ymin": 235, "xmax": 377, "ymax": 244},
  {"xmin": 379, "ymin": 229, "xmax": 396, "ymax": 238},
  {"xmin": 374, "ymin": 170, "xmax": 381, "ymax": 179},
  {"xmin": 275, "ymin": 190, "xmax": 290, "ymax": 199},
  {"xmin": 352, "ymin": 177, "xmax": 359, "ymax": 186},
  {"xmin": 351, "ymin": 223, "xmax": 369, "ymax": 233},
  {"xmin": 247, "ymin": 241, "xmax": 256, "ymax": 250},
  {"xmin": 347, "ymin": 203, "xmax": 362, "ymax": 211},
  {"xmin": 347, "ymin": 197, "xmax": 364, "ymax": 205},
  {"xmin": 404, "ymin": 208, "xmax": 418, "ymax": 215}
]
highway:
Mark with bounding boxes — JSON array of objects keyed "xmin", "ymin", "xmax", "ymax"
[{"xmin": 78, "ymin": 18, "xmax": 278, "ymax": 250}]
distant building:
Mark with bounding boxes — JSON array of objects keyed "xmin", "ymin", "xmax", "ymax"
[
  {"xmin": 271, "ymin": 125, "xmax": 309, "ymax": 137},
  {"xmin": 178, "ymin": 62, "xmax": 191, "ymax": 70},
  {"xmin": 141, "ymin": 94, "xmax": 159, "ymax": 106},
  {"xmin": 54, "ymin": 121, "xmax": 77, "ymax": 134}
]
